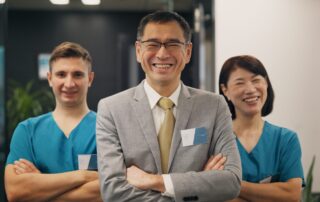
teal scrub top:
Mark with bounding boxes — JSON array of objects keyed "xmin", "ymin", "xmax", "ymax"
[
  {"xmin": 6, "ymin": 111, "xmax": 96, "ymax": 173},
  {"xmin": 236, "ymin": 121, "xmax": 304, "ymax": 184}
]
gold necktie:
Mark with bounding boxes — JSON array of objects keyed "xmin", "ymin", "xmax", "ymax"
[{"xmin": 158, "ymin": 97, "xmax": 175, "ymax": 174}]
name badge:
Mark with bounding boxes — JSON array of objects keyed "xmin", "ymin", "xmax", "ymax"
[
  {"xmin": 78, "ymin": 154, "xmax": 97, "ymax": 170},
  {"xmin": 259, "ymin": 176, "xmax": 272, "ymax": 183},
  {"xmin": 181, "ymin": 127, "xmax": 207, "ymax": 147}
]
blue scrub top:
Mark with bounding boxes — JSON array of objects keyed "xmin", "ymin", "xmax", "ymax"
[
  {"xmin": 6, "ymin": 111, "xmax": 96, "ymax": 173},
  {"xmin": 236, "ymin": 121, "xmax": 304, "ymax": 184}
]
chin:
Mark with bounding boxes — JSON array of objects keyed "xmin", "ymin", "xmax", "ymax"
[
  {"xmin": 64, "ymin": 102, "xmax": 79, "ymax": 108},
  {"xmin": 245, "ymin": 110, "xmax": 261, "ymax": 117}
]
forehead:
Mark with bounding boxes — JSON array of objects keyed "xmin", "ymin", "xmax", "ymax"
[
  {"xmin": 229, "ymin": 67, "xmax": 259, "ymax": 80},
  {"xmin": 51, "ymin": 57, "xmax": 89, "ymax": 71},
  {"xmin": 142, "ymin": 21, "xmax": 185, "ymax": 41}
]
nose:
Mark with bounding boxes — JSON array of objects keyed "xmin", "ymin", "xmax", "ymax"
[
  {"xmin": 244, "ymin": 82, "xmax": 256, "ymax": 93},
  {"xmin": 65, "ymin": 75, "xmax": 75, "ymax": 88},
  {"xmin": 155, "ymin": 45, "xmax": 170, "ymax": 59}
]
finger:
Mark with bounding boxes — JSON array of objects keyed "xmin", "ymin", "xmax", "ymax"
[
  {"xmin": 19, "ymin": 159, "xmax": 33, "ymax": 168},
  {"xmin": 14, "ymin": 160, "xmax": 28, "ymax": 170},
  {"xmin": 204, "ymin": 154, "xmax": 220, "ymax": 170},
  {"xmin": 14, "ymin": 164, "xmax": 26, "ymax": 174},
  {"xmin": 14, "ymin": 168, "xmax": 22, "ymax": 175},
  {"xmin": 207, "ymin": 154, "xmax": 223, "ymax": 169},
  {"xmin": 19, "ymin": 159, "xmax": 40, "ymax": 173},
  {"xmin": 212, "ymin": 156, "xmax": 226, "ymax": 170},
  {"xmin": 15, "ymin": 160, "xmax": 35, "ymax": 173},
  {"xmin": 203, "ymin": 156, "xmax": 214, "ymax": 171},
  {"xmin": 204, "ymin": 154, "xmax": 223, "ymax": 171},
  {"xmin": 212, "ymin": 156, "xmax": 227, "ymax": 170}
]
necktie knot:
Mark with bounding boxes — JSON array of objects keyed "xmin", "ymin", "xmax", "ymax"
[{"xmin": 158, "ymin": 97, "xmax": 174, "ymax": 110}]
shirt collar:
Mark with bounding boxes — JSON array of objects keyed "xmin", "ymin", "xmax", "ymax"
[{"xmin": 144, "ymin": 80, "xmax": 181, "ymax": 109}]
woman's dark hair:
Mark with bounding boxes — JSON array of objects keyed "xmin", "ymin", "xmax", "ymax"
[{"xmin": 218, "ymin": 55, "xmax": 274, "ymax": 119}]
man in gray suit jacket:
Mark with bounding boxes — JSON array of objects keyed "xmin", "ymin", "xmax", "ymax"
[{"xmin": 96, "ymin": 11, "xmax": 241, "ymax": 202}]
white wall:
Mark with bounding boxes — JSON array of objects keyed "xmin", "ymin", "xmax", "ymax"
[{"xmin": 215, "ymin": 0, "xmax": 320, "ymax": 192}]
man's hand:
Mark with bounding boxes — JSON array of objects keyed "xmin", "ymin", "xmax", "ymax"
[
  {"xmin": 126, "ymin": 154, "xmax": 227, "ymax": 193},
  {"xmin": 126, "ymin": 165, "xmax": 154, "ymax": 190},
  {"xmin": 80, "ymin": 170, "xmax": 99, "ymax": 183},
  {"xmin": 14, "ymin": 159, "xmax": 41, "ymax": 175},
  {"xmin": 203, "ymin": 153, "xmax": 227, "ymax": 171},
  {"xmin": 126, "ymin": 165, "xmax": 165, "ymax": 192}
]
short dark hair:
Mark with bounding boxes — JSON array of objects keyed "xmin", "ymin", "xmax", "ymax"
[
  {"xmin": 218, "ymin": 55, "xmax": 274, "ymax": 119},
  {"xmin": 49, "ymin": 42, "xmax": 92, "ymax": 71},
  {"xmin": 137, "ymin": 11, "xmax": 191, "ymax": 42}
]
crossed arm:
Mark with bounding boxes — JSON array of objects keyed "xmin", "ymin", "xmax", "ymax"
[
  {"xmin": 126, "ymin": 153, "xmax": 227, "ymax": 193},
  {"xmin": 228, "ymin": 178, "xmax": 302, "ymax": 202},
  {"xmin": 5, "ymin": 159, "xmax": 102, "ymax": 202},
  {"xmin": 127, "ymin": 156, "xmax": 301, "ymax": 202}
]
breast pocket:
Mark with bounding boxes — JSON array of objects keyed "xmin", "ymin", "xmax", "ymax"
[{"xmin": 181, "ymin": 127, "xmax": 208, "ymax": 147}]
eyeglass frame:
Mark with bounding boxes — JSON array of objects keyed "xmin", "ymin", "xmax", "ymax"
[{"xmin": 138, "ymin": 39, "xmax": 191, "ymax": 52}]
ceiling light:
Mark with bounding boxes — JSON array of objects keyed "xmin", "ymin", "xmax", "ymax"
[
  {"xmin": 50, "ymin": 0, "xmax": 69, "ymax": 5},
  {"xmin": 81, "ymin": 0, "xmax": 100, "ymax": 5},
  {"xmin": 0, "ymin": 0, "xmax": 5, "ymax": 4}
]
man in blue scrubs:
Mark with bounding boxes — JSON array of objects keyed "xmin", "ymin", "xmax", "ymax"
[{"xmin": 5, "ymin": 42, "xmax": 102, "ymax": 201}]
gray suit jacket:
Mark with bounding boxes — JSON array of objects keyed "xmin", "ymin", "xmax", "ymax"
[{"xmin": 96, "ymin": 81, "xmax": 241, "ymax": 202}]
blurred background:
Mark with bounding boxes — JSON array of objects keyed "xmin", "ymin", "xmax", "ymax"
[{"xmin": 0, "ymin": 0, "xmax": 319, "ymax": 201}]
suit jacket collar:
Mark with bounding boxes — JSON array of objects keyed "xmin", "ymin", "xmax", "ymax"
[
  {"xmin": 168, "ymin": 84, "xmax": 193, "ymax": 172},
  {"xmin": 132, "ymin": 81, "xmax": 194, "ymax": 173},
  {"xmin": 132, "ymin": 81, "xmax": 162, "ymax": 172}
]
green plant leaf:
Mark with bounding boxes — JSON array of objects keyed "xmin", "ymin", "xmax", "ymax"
[
  {"xmin": 6, "ymin": 79, "xmax": 54, "ymax": 137},
  {"xmin": 303, "ymin": 155, "xmax": 316, "ymax": 202}
]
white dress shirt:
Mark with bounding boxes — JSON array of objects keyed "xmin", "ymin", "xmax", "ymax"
[{"xmin": 143, "ymin": 80, "xmax": 181, "ymax": 198}]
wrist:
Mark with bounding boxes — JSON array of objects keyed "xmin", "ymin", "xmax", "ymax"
[
  {"xmin": 148, "ymin": 174, "xmax": 165, "ymax": 193},
  {"xmin": 77, "ymin": 170, "xmax": 88, "ymax": 184}
]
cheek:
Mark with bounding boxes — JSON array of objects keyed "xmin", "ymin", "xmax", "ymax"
[
  {"xmin": 227, "ymin": 88, "xmax": 241, "ymax": 99},
  {"xmin": 141, "ymin": 51, "xmax": 152, "ymax": 59},
  {"xmin": 259, "ymin": 85, "xmax": 268, "ymax": 95}
]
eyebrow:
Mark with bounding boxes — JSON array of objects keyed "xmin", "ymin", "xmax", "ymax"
[
  {"xmin": 142, "ymin": 38, "xmax": 183, "ymax": 42},
  {"xmin": 252, "ymin": 74, "xmax": 263, "ymax": 79}
]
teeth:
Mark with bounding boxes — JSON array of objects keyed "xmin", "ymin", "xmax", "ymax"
[
  {"xmin": 244, "ymin": 97, "xmax": 258, "ymax": 102},
  {"xmin": 153, "ymin": 64, "xmax": 172, "ymax": 69}
]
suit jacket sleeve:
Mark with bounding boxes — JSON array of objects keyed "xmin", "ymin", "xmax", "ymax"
[
  {"xmin": 170, "ymin": 96, "xmax": 242, "ymax": 202},
  {"xmin": 96, "ymin": 98, "xmax": 171, "ymax": 202}
]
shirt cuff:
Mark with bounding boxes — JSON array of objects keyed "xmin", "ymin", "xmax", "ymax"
[{"xmin": 162, "ymin": 174, "xmax": 175, "ymax": 198}]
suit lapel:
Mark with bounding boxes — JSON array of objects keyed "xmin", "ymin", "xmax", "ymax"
[
  {"xmin": 168, "ymin": 84, "xmax": 193, "ymax": 171},
  {"xmin": 130, "ymin": 82, "xmax": 162, "ymax": 172}
]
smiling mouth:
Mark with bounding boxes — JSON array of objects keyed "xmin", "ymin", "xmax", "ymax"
[
  {"xmin": 152, "ymin": 63, "xmax": 173, "ymax": 69},
  {"xmin": 62, "ymin": 91, "xmax": 77, "ymax": 95},
  {"xmin": 243, "ymin": 96, "xmax": 259, "ymax": 103}
]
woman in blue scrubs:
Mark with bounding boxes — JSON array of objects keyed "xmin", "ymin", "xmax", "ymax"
[{"xmin": 219, "ymin": 55, "xmax": 304, "ymax": 202}]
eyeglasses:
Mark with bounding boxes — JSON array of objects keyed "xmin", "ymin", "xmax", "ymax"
[{"xmin": 139, "ymin": 40, "xmax": 188, "ymax": 52}]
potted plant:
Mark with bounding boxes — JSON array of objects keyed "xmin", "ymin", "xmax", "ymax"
[
  {"xmin": 302, "ymin": 156, "xmax": 319, "ymax": 202},
  {"xmin": 6, "ymin": 80, "xmax": 54, "ymax": 137}
]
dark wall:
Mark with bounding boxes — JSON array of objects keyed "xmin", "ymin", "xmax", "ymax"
[
  {"xmin": 6, "ymin": 10, "xmax": 195, "ymax": 112},
  {"xmin": 7, "ymin": 10, "xmax": 144, "ymax": 111},
  {"xmin": 0, "ymin": 3, "xmax": 7, "ymax": 202}
]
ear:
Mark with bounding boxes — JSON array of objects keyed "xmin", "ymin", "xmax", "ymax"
[
  {"xmin": 135, "ymin": 41, "xmax": 142, "ymax": 63},
  {"xmin": 47, "ymin": 72, "xmax": 52, "ymax": 87},
  {"xmin": 88, "ymin": 71, "xmax": 94, "ymax": 87},
  {"xmin": 220, "ymin": 84, "xmax": 230, "ymax": 100},
  {"xmin": 184, "ymin": 42, "xmax": 192, "ymax": 64}
]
